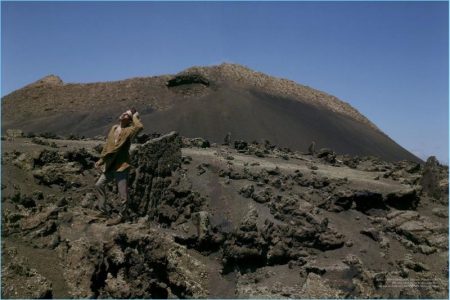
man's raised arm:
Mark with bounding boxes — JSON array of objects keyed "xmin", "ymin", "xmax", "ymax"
[{"xmin": 128, "ymin": 109, "xmax": 144, "ymax": 138}]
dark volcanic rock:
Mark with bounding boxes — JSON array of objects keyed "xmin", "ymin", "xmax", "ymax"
[
  {"xmin": 129, "ymin": 132, "xmax": 181, "ymax": 211},
  {"xmin": 34, "ymin": 149, "xmax": 64, "ymax": 166},
  {"xmin": 222, "ymin": 209, "xmax": 268, "ymax": 273},
  {"xmin": 183, "ymin": 137, "xmax": 210, "ymax": 148},
  {"xmin": 251, "ymin": 188, "xmax": 273, "ymax": 204},
  {"xmin": 385, "ymin": 188, "xmax": 419, "ymax": 210},
  {"xmin": 342, "ymin": 155, "xmax": 360, "ymax": 169},
  {"xmin": 9, "ymin": 191, "xmax": 38, "ymax": 208},
  {"xmin": 420, "ymin": 156, "xmax": 447, "ymax": 202},
  {"xmin": 352, "ymin": 191, "xmax": 387, "ymax": 213},
  {"xmin": 63, "ymin": 148, "xmax": 96, "ymax": 169},
  {"xmin": 38, "ymin": 132, "xmax": 61, "ymax": 139},
  {"xmin": 314, "ymin": 230, "xmax": 345, "ymax": 250},
  {"xmin": 12, "ymin": 200, "xmax": 211, "ymax": 298},
  {"xmin": 11, "ymin": 152, "xmax": 34, "ymax": 170},
  {"xmin": 59, "ymin": 227, "xmax": 208, "ymax": 298},
  {"xmin": 320, "ymin": 190, "xmax": 387, "ymax": 214},
  {"xmin": 129, "ymin": 131, "xmax": 198, "ymax": 222},
  {"xmin": 386, "ymin": 210, "xmax": 448, "ymax": 249},
  {"xmin": 167, "ymin": 73, "xmax": 210, "ymax": 87},
  {"xmin": 321, "ymin": 190, "xmax": 356, "ymax": 212},
  {"xmin": 269, "ymin": 195, "xmax": 345, "ymax": 252},
  {"xmin": 317, "ymin": 148, "xmax": 336, "ymax": 164},
  {"xmin": 234, "ymin": 140, "xmax": 248, "ymax": 151},
  {"xmin": 32, "ymin": 162, "xmax": 83, "ymax": 188},
  {"xmin": 239, "ymin": 184, "xmax": 255, "ymax": 198},
  {"xmin": 322, "ymin": 188, "xmax": 419, "ymax": 214}
]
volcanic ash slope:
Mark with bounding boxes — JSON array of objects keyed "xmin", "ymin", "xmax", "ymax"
[{"xmin": 1, "ymin": 63, "xmax": 419, "ymax": 162}]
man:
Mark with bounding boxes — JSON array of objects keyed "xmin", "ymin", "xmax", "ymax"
[{"xmin": 94, "ymin": 108, "xmax": 144, "ymax": 225}]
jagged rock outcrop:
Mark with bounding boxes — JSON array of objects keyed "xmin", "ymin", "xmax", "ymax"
[
  {"xmin": 420, "ymin": 156, "xmax": 448, "ymax": 202},
  {"xmin": 57, "ymin": 224, "xmax": 209, "ymax": 298},
  {"xmin": 385, "ymin": 210, "xmax": 448, "ymax": 250},
  {"xmin": 129, "ymin": 131, "xmax": 184, "ymax": 218}
]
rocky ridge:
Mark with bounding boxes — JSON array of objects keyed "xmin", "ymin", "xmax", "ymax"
[
  {"xmin": 3, "ymin": 63, "xmax": 376, "ymax": 131},
  {"xmin": 1, "ymin": 64, "xmax": 420, "ymax": 163},
  {"xmin": 182, "ymin": 64, "xmax": 379, "ymax": 131}
]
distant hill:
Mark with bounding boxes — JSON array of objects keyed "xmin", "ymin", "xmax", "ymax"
[{"xmin": 1, "ymin": 63, "xmax": 420, "ymax": 162}]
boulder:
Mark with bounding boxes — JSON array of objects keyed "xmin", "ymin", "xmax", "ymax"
[
  {"xmin": 239, "ymin": 184, "xmax": 255, "ymax": 198},
  {"xmin": 432, "ymin": 207, "xmax": 448, "ymax": 218},
  {"xmin": 420, "ymin": 156, "xmax": 447, "ymax": 202},
  {"xmin": 9, "ymin": 191, "xmax": 36, "ymax": 208},
  {"xmin": 360, "ymin": 227, "xmax": 381, "ymax": 242},
  {"xmin": 63, "ymin": 148, "xmax": 96, "ymax": 169},
  {"xmin": 59, "ymin": 226, "xmax": 209, "ymax": 298},
  {"xmin": 34, "ymin": 149, "xmax": 64, "ymax": 166},
  {"xmin": 387, "ymin": 210, "xmax": 447, "ymax": 249},
  {"xmin": 317, "ymin": 148, "xmax": 336, "ymax": 164},
  {"xmin": 251, "ymin": 188, "xmax": 273, "ymax": 204},
  {"xmin": 222, "ymin": 208, "xmax": 268, "ymax": 272},
  {"xmin": 32, "ymin": 162, "xmax": 82, "ymax": 187},
  {"xmin": 353, "ymin": 191, "xmax": 386, "ymax": 212},
  {"xmin": 234, "ymin": 140, "xmax": 248, "ymax": 151},
  {"xmin": 385, "ymin": 188, "xmax": 419, "ymax": 210},
  {"xmin": 12, "ymin": 153, "xmax": 34, "ymax": 170},
  {"xmin": 314, "ymin": 230, "xmax": 345, "ymax": 250},
  {"xmin": 21, "ymin": 205, "xmax": 60, "ymax": 231},
  {"xmin": 129, "ymin": 131, "xmax": 183, "ymax": 218},
  {"xmin": 183, "ymin": 137, "xmax": 210, "ymax": 148},
  {"xmin": 320, "ymin": 190, "xmax": 387, "ymax": 213}
]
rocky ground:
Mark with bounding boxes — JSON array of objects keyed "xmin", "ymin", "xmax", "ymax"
[{"xmin": 1, "ymin": 133, "xmax": 448, "ymax": 298}]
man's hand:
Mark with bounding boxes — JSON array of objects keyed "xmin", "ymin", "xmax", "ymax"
[
  {"xmin": 128, "ymin": 107, "xmax": 139, "ymax": 118},
  {"xmin": 95, "ymin": 160, "xmax": 103, "ymax": 169}
]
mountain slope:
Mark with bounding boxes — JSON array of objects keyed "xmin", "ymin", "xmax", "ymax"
[{"xmin": 1, "ymin": 64, "xmax": 419, "ymax": 162}]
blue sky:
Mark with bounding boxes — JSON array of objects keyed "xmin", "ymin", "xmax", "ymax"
[{"xmin": 1, "ymin": 1, "xmax": 448, "ymax": 163}]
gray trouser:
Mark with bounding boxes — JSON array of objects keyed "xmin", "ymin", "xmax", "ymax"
[{"xmin": 94, "ymin": 170, "xmax": 129, "ymax": 215}]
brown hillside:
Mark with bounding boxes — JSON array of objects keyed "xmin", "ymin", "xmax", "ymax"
[{"xmin": 1, "ymin": 63, "xmax": 419, "ymax": 162}]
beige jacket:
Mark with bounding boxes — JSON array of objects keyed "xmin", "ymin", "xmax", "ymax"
[{"xmin": 97, "ymin": 114, "xmax": 144, "ymax": 172}]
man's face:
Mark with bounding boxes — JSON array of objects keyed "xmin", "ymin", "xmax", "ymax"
[{"xmin": 119, "ymin": 113, "xmax": 131, "ymax": 125}]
